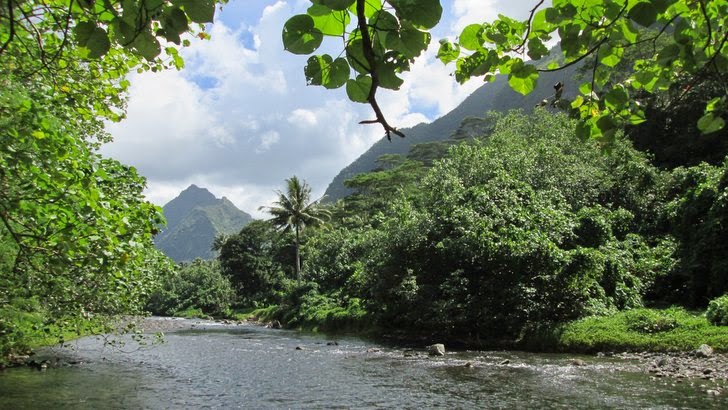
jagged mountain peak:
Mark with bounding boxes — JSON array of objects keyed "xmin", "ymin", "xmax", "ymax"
[{"xmin": 154, "ymin": 185, "xmax": 252, "ymax": 262}]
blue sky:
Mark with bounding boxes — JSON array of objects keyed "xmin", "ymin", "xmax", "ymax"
[{"xmin": 102, "ymin": 0, "xmax": 536, "ymax": 217}]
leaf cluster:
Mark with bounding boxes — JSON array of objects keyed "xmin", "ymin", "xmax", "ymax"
[
  {"xmin": 438, "ymin": 0, "xmax": 728, "ymax": 138},
  {"xmin": 283, "ymin": 0, "xmax": 442, "ymax": 138}
]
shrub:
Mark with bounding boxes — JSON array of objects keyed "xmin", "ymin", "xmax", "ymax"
[
  {"xmin": 623, "ymin": 308, "xmax": 679, "ymax": 333},
  {"xmin": 706, "ymin": 294, "xmax": 728, "ymax": 326},
  {"xmin": 146, "ymin": 259, "xmax": 234, "ymax": 317}
]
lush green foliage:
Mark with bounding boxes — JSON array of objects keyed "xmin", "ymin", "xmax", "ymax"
[
  {"xmin": 0, "ymin": 297, "xmax": 108, "ymax": 366},
  {"xmin": 146, "ymin": 259, "xmax": 235, "ymax": 317},
  {"xmin": 354, "ymin": 110, "xmax": 675, "ymax": 338},
  {"xmin": 1, "ymin": 0, "xmax": 223, "ymax": 68},
  {"xmin": 215, "ymin": 220, "xmax": 291, "ymax": 306},
  {"xmin": 258, "ymin": 283, "xmax": 368, "ymax": 332},
  {"xmin": 214, "ymin": 108, "xmax": 728, "ymax": 352},
  {"xmin": 285, "ymin": 0, "xmax": 727, "ymax": 139},
  {"xmin": 656, "ymin": 160, "xmax": 728, "ymax": 305},
  {"xmin": 706, "ymin": 295, "xmax": 728, "ymax": 326},
  {"xmin": 1, "ymin": 0, "xmax": 224, "ymax": 361},
  {"xmin": 0, "ymin": 74, "xmax": 166, "ymax": 321}
]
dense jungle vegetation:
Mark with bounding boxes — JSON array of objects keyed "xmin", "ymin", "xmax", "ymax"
[
  {"xmin": 184, "ymin": 106, "xmax": 728, "ymax": 349},
  {"xmin": 3, "ymin": 0, "xmax": 728, "ymax": 363}
]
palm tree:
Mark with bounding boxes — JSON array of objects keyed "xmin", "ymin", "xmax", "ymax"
[{"xmin": 260, "ymin": 176, "xmax": 329, "ymax": 283}]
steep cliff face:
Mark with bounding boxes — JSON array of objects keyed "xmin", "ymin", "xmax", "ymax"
[
  {"xmin": 154, "ymin": 185, "xmax": 253, "ymax": 262},
  {"xmin": 324, "ymin": 62, "xmax": 579, "ymax": 202}
]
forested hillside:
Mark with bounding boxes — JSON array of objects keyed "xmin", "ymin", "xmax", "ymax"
[{"xmin": 324, "ymin": 59, "xmax": 580, "ymax": 201}]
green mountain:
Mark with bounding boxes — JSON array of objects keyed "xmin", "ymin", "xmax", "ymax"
[
  {"xmin": 324, "ymin": 62, "xmax": 580, "ymax": 202},
  {"xmin": 155, "ymin": 184, "xmax": 252, "ymax": 262}
]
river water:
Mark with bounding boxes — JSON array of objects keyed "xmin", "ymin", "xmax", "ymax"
[{"xmin": 1, "ymin": 321, "xmax": 726, "ymax": 409}]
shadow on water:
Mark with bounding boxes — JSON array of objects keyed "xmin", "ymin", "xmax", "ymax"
[{"xmin": 1, "ymin": 323, "xmax": 727, "ymax": 409}]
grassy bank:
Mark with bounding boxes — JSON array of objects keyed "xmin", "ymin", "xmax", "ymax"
[
  {"xmin": 238, "ymin": 303, "xmax": 728, "ymax": 354},
  {"xmin": 0, "ymin": 302, "xmax": 108, "ymax": 367},
  {"xmin": 240, "ymin": 302, "xmax": 372, "ymax": 334},
  {"xmin": 520, "ymin": 307, "xmax": 728, "ymax": 353}
]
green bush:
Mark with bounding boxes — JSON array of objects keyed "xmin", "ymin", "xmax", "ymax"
[
  {"xmin": 624, "ymin": 308, "xmax": 679, "ymax": 333},
  {"xmin": 706, "ymin": 294, "xmax": 728, "ymax": 326},
  {"xmin": 146, "ymin": 259, "xmax": 234, "ymax": 317},
  {"xmin": 555, "ymin": 307, "xmax": 728, "ymax": 353}
]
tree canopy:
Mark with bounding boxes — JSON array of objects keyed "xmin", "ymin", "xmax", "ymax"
[
  {"xmin": 260, "ymin": 176, "xmax": 330, "ymax": 282},
  {"xmin": 283, "ymin": 0, "xmax": 727, "ymax": 140}
]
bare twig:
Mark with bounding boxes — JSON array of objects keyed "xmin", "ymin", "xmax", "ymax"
[
  {"xmin": 699, "ymin": 0, "xmax": 712, "ymax": 51},
  {"xmin": 511, "ymin": 0, "xmax": 546, "ymax": 54},
  {"xmin": 0, "ymin": 0, "xmax": 16, "ymax": 55}
]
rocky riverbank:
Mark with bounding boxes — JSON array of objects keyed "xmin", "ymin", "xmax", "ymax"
[
  {"xmin": 614, "ymin": 346, "xmax": 728, "ymax": 383},
  {"xmin": 127, "ymin": 316, "xmax": 247, "ymax": 333}
]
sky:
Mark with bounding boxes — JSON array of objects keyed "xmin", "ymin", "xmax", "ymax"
[{"xmin": 102, "ymin": 0, "xmax": 535, "ymax": 218}]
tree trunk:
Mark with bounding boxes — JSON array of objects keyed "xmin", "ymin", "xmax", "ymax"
[{"xmin": 294, "ymin": 224, "xmax": 301, "ymax": 284}]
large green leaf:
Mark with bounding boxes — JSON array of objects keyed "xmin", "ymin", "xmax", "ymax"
[
  {"xmin": 131, "ymin": 30, "xmax": 161, "ymax": 60},
  {"xmin": 176, "ymin": 0, "xmax": 216, "ymax": 23},
  {"xmin": 305, "ymin": 55, "xmax": 350, "ymax": 89},
  {"xmin": 322, "ymin": 0, "xmax": 355, "ymax": 11},
  {"xmin": 604, "ymin": 86, "xmax": 629, "ymax": 110},
  {"xmin": 387, "ymin": 25, "xmax": 430, "ymax": 59},
  {"xmin": 597, "ymin": 43, "xmax": 623, "ymax": 67},
  {"xmin": 371, "ymin": 10, "xmax": 399, "ymax": 32},
  {"xmin": 388, "ymin": 0, "xmax": 442, "ymax": 29},
  {"xmin": 527, "ymin": 38, "xmax": 549, "ymax": 60},
  {"xmin": 346, "ymin": 75, "xmax": 372, "ymax": 103},
  {"xmin": 628, "ymin": 2, "xmax": 657, "ymax": 28},
  {"xmin": 697, "ymin": 113, "xmax": 725, "ymax": 135},
  {"xmin": 348, "ymin": 0, "xmax": 381, "ymax": 18},
  {"xmin": 459, "ymin": 24, "xmax": 484, "ymax": 51},
  {"xmin": 507, "ymin": 61, "xmax": 538, "ymax": 95},
  {"xmin": 346, "ymin": 38, "xmax": 371, "ymax": 73},
  {"xmin": 164, "ymin": 7, "xmax": 189, "ymax": 35},
  {"xmin": 283, "ymin": 15, "xmax": 324, "ymax": 55},
  {"xmin": 437, "ymin": 39, "xmax": 460, "ymax": 64},
  {"xmin": 308, "ymin": 4, "xmax": 350, "ymax": 36},
  {"xmin": 378, "ymin": 62, "xmax": 404, "ymax": 90},
  {"xmin": 74, "ymin": 22, "xmax": 111, "ymax": 58}
]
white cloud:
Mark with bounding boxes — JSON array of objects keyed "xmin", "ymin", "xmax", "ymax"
[
  {"xmin": 289, "ymin": 109, "xmax": 318, "ymax": 127},
  {"xmin": 255, "ymin": 130, "xmax": 280, "ymax": 153},
  {"xmin": 450, "ymin": 0, "xmax": 498, "ymax": 33}
]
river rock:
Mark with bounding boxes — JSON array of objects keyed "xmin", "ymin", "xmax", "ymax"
[
  {"xmin": 571, "ymin": 359, "xmax": 586, "ymax": 366},
  {"xmin": 427, "ymin": 344, "xmax": 446, "ymax": 356},
  {"xmin": 499, "ymin": 359, "xmax": 510, "ymax": 365},
  {"xmin": 694, "ymin": 344, "xmax": 714, "ymax": 358}
]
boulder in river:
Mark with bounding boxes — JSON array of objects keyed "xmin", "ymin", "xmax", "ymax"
[
  {"xmin": 694, "ymin": 344, "xmax": 714, "ymax": 358},
  {"xmin": 427, "ymin": 344, "xmax": 446, "ymax": 356}
]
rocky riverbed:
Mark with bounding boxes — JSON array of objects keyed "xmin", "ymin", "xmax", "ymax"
[
  {"xmin": 128, "ymin": 316, "xmax": 245, "ymax": 333},
  {"xmin": 614, "ymin": 348, "xmax": 728, "ymax": 383},
  {"xmin": 134, "ymin": 317, "xmax": 728, "ymax": 386}
]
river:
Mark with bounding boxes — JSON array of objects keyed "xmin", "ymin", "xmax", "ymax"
[{"xmin": 0, "ymin": 320, "xmax": 726, "ymax": 408}]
